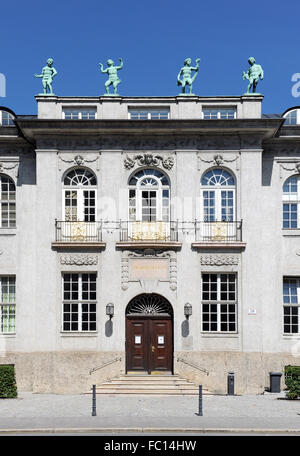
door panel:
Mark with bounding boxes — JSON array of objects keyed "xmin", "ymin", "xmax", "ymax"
[
  {"xmin": 150, "ymin": 319, "xmax": 172, "ymax": 371},
  {"xmin": 126, "ymin": 319, "xmax": 149, "ymax": 371},
  {"xmin": 126, "ymin": 317, "xmax": 172, "ymax": 373}
]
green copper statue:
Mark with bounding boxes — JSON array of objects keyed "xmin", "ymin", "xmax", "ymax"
[
  {"xmin": 242, "ymin": 57, "xmax": 264, "ymax": 94},
  {"xmin": 99, "ymin": 58, "xmax": 123, "ymax": 95},
  {"xmin": 34, "ymin": 58, "xmax": 57, "ymax": 95},
  {"xmin": 177, "ymin": 58, "xmax": 200, "ymax": 95}
]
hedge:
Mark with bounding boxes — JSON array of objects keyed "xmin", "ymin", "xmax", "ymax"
[
  {"xmin": 0, "ymin": 364, "xmax": 17, "ymax": 398},
  {"xmin": 285, "ymin": 365, "xmax": 300, "ymax": 399}
]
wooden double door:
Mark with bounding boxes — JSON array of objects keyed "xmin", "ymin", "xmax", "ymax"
[{"xmin": 126, "ymin": 316, "xmax": 173, "ymax": 373}]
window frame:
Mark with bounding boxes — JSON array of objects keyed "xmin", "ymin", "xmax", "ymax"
[
  {"xmin": 282, "ymin": 175, "xmax": 300, "ymax": 229},
  {"xmin": 0, "ymin": 111, "xmax": 15, "ymax": 126},
  {"xmin": 200, "ymin": 168, "xmax": 236, "ymax": 222},
  {"xmin": 128, "ymin": 169, "xmax": 170, "ymax": 222},
  {"xmin": 201, "ymin": 273, "xmax": 237, "ymax": 333},
  {"xmin": 0, "ymin": 174, "xmax": 16, "ymax": 228},
  {"xmin": 62, "ymin": 108, "xmax": 97, "ymax": 120},
  {"xmin": 61, "ymin": 272, "xmax": 97, "ymax": 333},
  {"xmin": 62, "ymin": 168, "xmax": 97, "ymax": 222},
  {"xmin": 128, "ymin": 108, "xmax": 170, "ymax": 120},
  {"xmin": 283, "ymin": 277, "xmax": 300, "ymax": 335},
  {"xmin": 0, "ymin": 276, "xmax": 16, "ymax": 334},
  {"xmin": 202, "ymin": 107, "xmax": 237, "ymax": 120}
]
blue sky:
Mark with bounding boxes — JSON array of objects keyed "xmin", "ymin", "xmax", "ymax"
[{"xmin": 1, "ymin": 0, "xmax": 300, "ymax": 115}]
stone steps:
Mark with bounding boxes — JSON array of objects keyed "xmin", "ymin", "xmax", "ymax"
[{"xmin": 88, "ymin": 374, "xmax": 211, "ymax": 396}]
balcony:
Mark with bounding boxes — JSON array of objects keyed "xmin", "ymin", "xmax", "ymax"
[
  {"xmin": 52, "ymin": 221, "xmax": 106, "ymax": 249},
  {"xmin": 192, "ymin": 221, "xmax": 246, "ymax": 249},
  {"xmin": 116, "ymin": 221, "xmax": 182, "ymax": 249}
]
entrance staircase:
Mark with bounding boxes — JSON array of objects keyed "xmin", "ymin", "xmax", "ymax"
[{"xmin": 90, "ymin": 374, "xmax": 211, "ymax": 395}]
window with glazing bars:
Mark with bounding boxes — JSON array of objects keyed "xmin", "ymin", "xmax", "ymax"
[
  {"xmin": 0, "ymin": 276, "xmax": 16, "ymax": 333},
  {"xmin": 129, "ymin": 110, "xmax": 169, "ymax": 120},
  {"xmin": 283, "ymin": 176, "xmax": 300, "ymax": 228},
  {"xmin": 202, "ymin": 273, "xmax": 237, "ymax": 332},
  {"xmin": 63, "ymin": 109, "xmax": 96, "ymax": 119},
  {"xmin": 1, "ymin": 111, "xmax": 15, "ymax": 126},
  {"xmin": 283, "ymin": 278, "xmax": 299, "ymax": 334},
  {"xmin": 62, "ymin": 273, "xmax": 96, "ymax": 331},
  {"xmin": 203, "ymin": 108, "xmax": 236, "ymax": 119},
  {"xmin": 0, "ymin": 175, "xmax": 16, "ymax": 227}
]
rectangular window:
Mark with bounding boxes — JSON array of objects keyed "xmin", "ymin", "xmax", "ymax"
[
  {"xmin": 283, "ymin": 278, "xmax": 299, "ymax": 334},
  {"xmin": 63, "ymin": 108, "xmax": 96, "ymax": 120},
  {"xmin": 129, "ymin": 109, "xmax": 169, "ymax": 120},
  {"xmin": 62, "ymin": 273, "xmax": 96, "ymax": 332},
  {"xmin": 283, "ymin": 203, "xmax": 297, "ymax": 228},
  {"xmin": 202, "ymin": 273, "xmax": 237, "ymax": 332},
  {"xmin": 0, "ymin": 276, "xmax": 16, "ymax": 333},
  {"xmin": 203, "ymin": 108, "xmax": 236, "ymax": 120}
]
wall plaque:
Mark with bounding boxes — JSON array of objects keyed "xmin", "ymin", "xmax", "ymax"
[{"xmin": 129, "ymin": 258, "xmax": 169, "ymax": 281}]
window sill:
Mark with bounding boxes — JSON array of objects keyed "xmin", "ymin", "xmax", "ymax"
[
  {"xmin": 0, "ymin": 333, "xmax": 16, "ymax": 337},
  {"xmin": 282, "ymin": 229, "xmax": 300, "ymax": 236},
  {"xmin": 0, "ymin": 228, "xmax": 17, "ymax": 236},
  {"xmin": 201, "ymin": 332, "xmax": 239, "ymax": 338},
  {"xmin": 282, "ymin": 334, "xmax": 300, "ymax": 339},
  {"xmin": 60, "ymin": 331, "xmax": 98, "ymax": 337}
]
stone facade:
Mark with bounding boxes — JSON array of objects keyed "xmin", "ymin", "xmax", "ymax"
[{"xmin": 0, "ymin": 95, "xmax": 299, "ymax": 394}]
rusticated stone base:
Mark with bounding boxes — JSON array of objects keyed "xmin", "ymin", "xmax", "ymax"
[
  {"xmin": 0, "ymin": 351, "xmax": 125, "ymax": 394},
  {"xmin": 174, "ymin": 351, "xmax": 299, "ymax": 395},
  {"xmin": 0, "ymin": 351, "xmax": 298, "ymax": 394}
]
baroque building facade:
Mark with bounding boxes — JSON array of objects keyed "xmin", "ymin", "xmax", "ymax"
[{"xmin": 0, "ymin": 95, "xmax": 299, "ymax": 394}]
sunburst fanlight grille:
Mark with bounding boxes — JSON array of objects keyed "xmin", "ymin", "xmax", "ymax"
[{"xmin": 126, "ymin": 294, "xmax": 173, "ymax": 316}]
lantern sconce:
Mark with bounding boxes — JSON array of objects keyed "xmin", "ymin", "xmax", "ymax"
[
  {"xmin": 184, "ymin": 302, "xmax": 192, "ymax": 319},
  {"xmin": 106, "ymin": 302, "xmax": 114, "ymax": 319}
]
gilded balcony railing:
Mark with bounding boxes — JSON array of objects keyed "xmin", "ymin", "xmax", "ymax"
[
  {"xmin": 55, "ymin": 220, "xmax": 102, "ymax": 242},
  {"xmin": 195, "ymin": 221, "xmax": 242, "ymax": 242},
  {"xmin": 120, "ymin": 221, "xmax": 178, "ymax": 242}
]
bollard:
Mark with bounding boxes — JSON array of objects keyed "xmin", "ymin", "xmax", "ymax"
[
  {"xmin": 228, "ymin": 372, "xmax": 234, "ymax": 395},
  {"xmin": 92, "ymin": 384, "xmax": 97, "ymax": 416},
  {"xmin": 198, "ymin": 385, "xmax": 203, "ymax": 416}
]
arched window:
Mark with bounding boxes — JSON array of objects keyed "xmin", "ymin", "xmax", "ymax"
[
  {"xmin": 0, "ymin": 175, "xmax": 16, "ymax": 227},
  {"xmin": 128, "ymin": 169, "xmax": 170, "ymax": 222},
  {"xmin": 63, "ymin": 168, "xmax": 97, "ymax": 222},
  {"xmin": 283, "ymin": 176, "xmax": 300, "ymax": 228},
  {"xmin": 201, "ymin": 169, "xmax": 235, "ymax": 222}
]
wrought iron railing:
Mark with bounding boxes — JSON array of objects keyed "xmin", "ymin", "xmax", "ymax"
[
  {"xmin": 89, "ymin": 357, "xmax": 122, "ymax": 375},
  {"xmin": 55, "ymin": 220, "xmax": 103, "ymax": 242},
  {"xmin": 177, "ymin": 357, "xmax": 209, "ymax": 375},
  {"xmin": 195, "ymin": 221, "xmax": 242, "ymax": 243},
  {"xmin": 119, "ymin": 220, "xmax": 179, "ymax": 242}
]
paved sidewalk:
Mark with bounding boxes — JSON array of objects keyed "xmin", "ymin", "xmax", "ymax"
[{"xmin": 0, "ymin": 392, "xmax": 299, "ymax": 433}]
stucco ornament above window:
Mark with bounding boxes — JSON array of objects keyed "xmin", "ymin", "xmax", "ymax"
[
  {"xmin": 58, "ymin": 153, "xmax": 100, "ymax": 171},
  {"xmin": 197, "ymin": 153, "xmax": 239, "ymax": 171},
  {"xmin": 279, "ymin": 161, "xmax": 300, "ymax": 177},
  {"xmin": 124, "ymin": 153, "xmax": 174, "ymax": 170}
]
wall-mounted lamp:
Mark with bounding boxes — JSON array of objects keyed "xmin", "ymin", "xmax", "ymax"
[
  {"xmin": 184, "ymin": 302, "xmax": 192, "ymax": 319},
  {"xmin": 106, "ymin": 302, "xmax": 114, "ymax": 319}
]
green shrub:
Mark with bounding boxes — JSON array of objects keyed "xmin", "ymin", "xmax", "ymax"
[
  {"xmin": 285, "ymin": 365, "xmax": 300, "ymax": 399},
  {"xmin": 0, "ymin": 364, "xmax": 17, "ymax": 398}
]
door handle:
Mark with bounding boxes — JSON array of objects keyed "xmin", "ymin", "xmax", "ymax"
[{"xmin": 152, "ymin": 345, "xmax": 155, "ymax": 352}]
